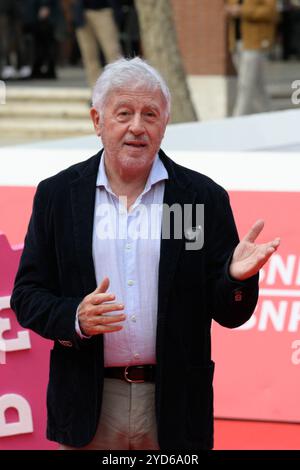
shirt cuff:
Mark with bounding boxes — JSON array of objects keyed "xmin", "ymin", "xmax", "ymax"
[{"xmin": 75, "ymin": 305, "xmax": 91, "ymax": 339}]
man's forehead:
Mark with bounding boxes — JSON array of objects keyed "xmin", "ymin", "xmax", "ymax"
[{"xmin": 107, "ymin": 88, "xmax": 165, "ymax": 107}]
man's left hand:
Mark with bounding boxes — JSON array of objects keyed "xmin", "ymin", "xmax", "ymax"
[{"xmin": 229, "ymin": 219, "xmax": 280, "ymax": 281}]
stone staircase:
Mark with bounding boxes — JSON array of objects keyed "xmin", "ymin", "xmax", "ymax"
[{"xmin": 0, "ymin": 86, "xmax": 93, "ymax": 141}]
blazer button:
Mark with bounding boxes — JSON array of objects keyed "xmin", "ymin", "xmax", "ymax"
[{"xmin": 234, "ymin": 290, "xmax": 242, "ymax": 302}]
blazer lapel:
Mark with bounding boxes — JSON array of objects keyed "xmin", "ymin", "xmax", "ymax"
[{"xmin": 70, "ymin": 153, "xmax": 101, "ymax": 293}]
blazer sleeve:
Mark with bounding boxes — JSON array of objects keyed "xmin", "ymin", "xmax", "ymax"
[
  {"xmin": 207, "ymin": 189, "xmax": 259, "ymax": 328},
  {"xmin": 10, "ymin": 180, "xmax": 82, "ymax": 342}
]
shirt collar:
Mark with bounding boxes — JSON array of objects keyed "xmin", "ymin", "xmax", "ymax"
[
  {"xmin": 96, "ymin": 153, "xmax": 169, "ymax": 194},
  {"xmin": 96, "ymin": 152, "xmax": 110, "ymax": 190}
]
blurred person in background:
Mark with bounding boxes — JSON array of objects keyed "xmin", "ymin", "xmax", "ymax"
[
  {"xmin": 72, "ymin": 0, "xmax": 122, "ymax": 89},
  {"xmin": 0, "ymin": 0, "xmax": 31, "ymax": 80},
  {"xmin": 23, "ymin": 0, "xmax": 66, "ymax": 79},
  {"xmin": 226, "ymin": 0, "xmax": 278, "ymax": 116},
  {"xmin": 281, "ymin": 0, "xmax": 300, "ymax": 60},
  {"xmin": 116, "ymin": 0, "xmax": 141, "ymax": 57}
]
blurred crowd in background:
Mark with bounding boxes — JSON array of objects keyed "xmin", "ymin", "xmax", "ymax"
[
  {"xmin": 1, "ymin": 0, "xmax": 300, "ymax": 83},
  {"xmin": 280, "ymin": 0, "xmax": 300, "ymax": 60},
  {"xmin": 0, "ymin": 0, "xmax": 140, "ymax": 81}
]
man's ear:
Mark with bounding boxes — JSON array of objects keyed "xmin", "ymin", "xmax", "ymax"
[
  {"xmin": 162, "ymin": 113, "xmax": 170, "ymax": 139},
  {"xmin": 166, "ymin": 112, "xmax": 170, "ymax": 126},
  {"xmin": 90, "ymin": 107, "xmax": 102, "ymax": 136}
]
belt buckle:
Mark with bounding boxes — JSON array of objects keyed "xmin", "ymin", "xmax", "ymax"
[{"xmin": 124, "ymin": 366, "xmax": 145, "ymax": 383}]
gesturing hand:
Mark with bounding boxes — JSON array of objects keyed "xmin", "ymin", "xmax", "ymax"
[
  {"xmin": 78, "ymin": 277, "xmax": 126, "ymax": 336},
  {"xmin": 229, "ymin": 220, "xmax": 280, "ymax": 281}
]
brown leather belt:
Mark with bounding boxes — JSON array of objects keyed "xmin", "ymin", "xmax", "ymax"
[{"xmin": 104, "ymin": 365, "xmax": 156, "ymax": 383}]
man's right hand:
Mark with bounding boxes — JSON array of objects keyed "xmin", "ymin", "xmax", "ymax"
[{"xmin": 77, "ymin": 277, "xmax": 126, "ymax": 336}]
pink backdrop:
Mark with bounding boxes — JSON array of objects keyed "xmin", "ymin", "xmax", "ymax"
[
  {"xmin": 1, "ymin": 187, "xmax": 299, "ymax": 449},
  {"xmin": 0, "ymin": 187, "xmax": 56, "ymax": 450},
  {"xmin": 214, "ymin": 192, "xmax": 300, "ymax": 422}
]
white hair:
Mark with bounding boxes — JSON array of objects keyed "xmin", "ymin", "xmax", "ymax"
[{"xmin": 92, "ymin": 57, "xmax": 171, "ymax": 117}]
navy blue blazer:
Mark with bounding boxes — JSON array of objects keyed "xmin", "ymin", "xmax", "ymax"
[{"xmin": 11, "ymin": 149, "xmax": 258, "ymax": 449}]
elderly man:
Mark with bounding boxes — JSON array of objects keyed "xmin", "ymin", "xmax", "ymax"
[{"xmin": 11, "ymin": 57, "xmax": 280, "ymax": 450}]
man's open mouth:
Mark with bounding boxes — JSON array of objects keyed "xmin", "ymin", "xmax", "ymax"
[{"xmin": 124, "ymin": 141, "xmax": 147, "ymax": 147}]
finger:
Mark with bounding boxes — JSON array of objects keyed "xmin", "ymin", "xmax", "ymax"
[
  {"xmin": 266, "ymin": 246, "xmax": 276, "ymax": 256},
  {"xmin": 80, "ymin": 313, "xmax": 126, "ymax": 336},
  {"xmin": 243, "ymin": 219, "xmax": 264, "ymax": 243},
  {"xmin": 97, "ymin": 313, "xmax": 126, "ymax": 325},
  {"xmin": 93, "ymin": 302, "xmax": 125, "ymax": 316},
  {"xmin": 259, "ymin": 246, "xmax": 277, "ymax": 266},
  {"xmin": 263, "ymin": 238, "xmax": 280, "ymax": 251},
  {"xmin": 87, "ymin": 323, "xmax": 125, "ymax": 335},
  {"xmin": 271, "ymin": 237, "xmax": 281, "ymax": 248},
  {"xmin": 258, "ymin": 241, "xmax": 280, "ymax": 263},
  {"xmin": 91, "ymin": 292, "xmax": 116, "ymax": 305},
  {"xmin": 94, "ymin": 277, "xmax": 110, "ymax": 295},
  {"xmin": 267, "ymin": 244, "xmax": 279, "ymax": 254}
]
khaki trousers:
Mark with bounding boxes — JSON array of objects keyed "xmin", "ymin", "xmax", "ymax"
[
  {"xmin": 76, "ymin": 8, "xmax": 121, "ymax": 88},
  {"xmin": 59, "ymin": 378, "xmax": 159, "ymax": 450}
]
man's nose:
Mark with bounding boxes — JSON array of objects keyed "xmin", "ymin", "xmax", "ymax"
[{"xmin": 129, "ymin": 114, "xmax": 144, "ymax": 134}]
